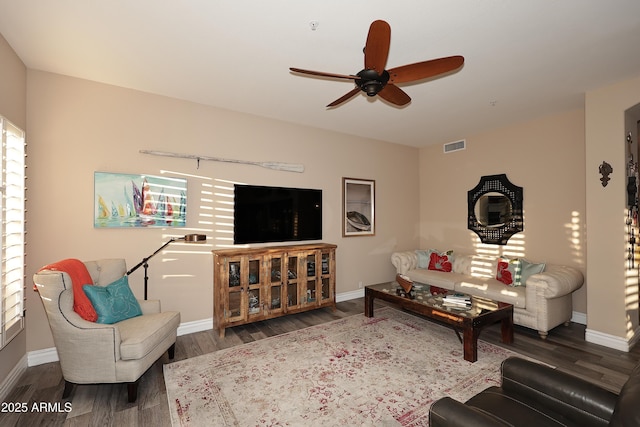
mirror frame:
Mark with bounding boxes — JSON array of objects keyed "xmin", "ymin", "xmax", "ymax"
[{"xmin": 467, "ymin": 174, "xmax": 523, "ymax": 245}]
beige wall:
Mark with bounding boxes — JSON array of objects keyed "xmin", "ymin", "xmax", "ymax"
[
  {"xmin": 418, "ymin": 109, "xmax": 587, "ymax": 314},
  {"xmin": 24, "ymin": 70, "xmax": 420, "ymax": 351},
  {"xmin": 2, "ymin": 30, "xmax": 638, "ymax": 381},
  {"xmin": 585, "ymin": 75, "xmax": 640, "ymax": 339},
  {"xmin": 0, "ymin": 33, "xmax": 27, "ymax": 386},
  {"xmin": 0, "ymin": 36, "xmax": 26, "ymax": 127}
]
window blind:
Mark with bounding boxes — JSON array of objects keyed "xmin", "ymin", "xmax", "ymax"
[{"xmin": 1, "ymin": 117, "xmax": 25, "ymax": 349}]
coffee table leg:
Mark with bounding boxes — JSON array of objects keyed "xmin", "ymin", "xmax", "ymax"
[
  {"xmin": 501, "ymin": 315, "xmax": 514, "ymax": 344},
  {"xmin": 463, "ymin": 328, "xmax": 479, "ymax": 362},
  {"xmin": 364, "ymin": 288, "xmax": 374, "ymax": 317}
]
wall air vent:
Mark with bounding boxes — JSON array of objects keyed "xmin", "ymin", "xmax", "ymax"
[{"xmin": 443, "ymin": 139, "xmax": 466, "ymax": 153}]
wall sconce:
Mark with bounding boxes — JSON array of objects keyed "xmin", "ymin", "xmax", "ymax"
[{"xmin": 599, "ymin": 161, "xmax": 613, "ymax": 187}]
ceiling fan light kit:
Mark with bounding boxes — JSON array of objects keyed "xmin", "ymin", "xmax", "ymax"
[{"xmin": 290, "ymin": 20, "xmax": 464, "ymax": 108}]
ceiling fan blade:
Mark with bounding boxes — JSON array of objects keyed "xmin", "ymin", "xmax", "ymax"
[
  {"xmin": 364, "ymin": 20, "xmax": 391, "ymax": 74},
  {"xmin": 388, "ymin": 56, "xmax": 465, "ymax": 84},
  {"xmin": 327, "ymin": 88, "xmax": 361, "ymax": 108},
  {"xmin": 290, "ymin": 68, "xmax": 358, "ymax": 80},
  {"xmin": 377, "ymin": 84, "xmax": 411, "ymax": 106}
]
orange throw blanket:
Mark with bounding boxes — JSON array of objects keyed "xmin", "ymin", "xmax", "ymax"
[{"xmin": 39, "ymin": 258, "xmax": 97, "ymax": 322}]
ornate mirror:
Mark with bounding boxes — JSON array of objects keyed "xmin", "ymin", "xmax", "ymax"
[{"xmin": 468, "ymin": 174, "xmax": 523, "ymax": 245}]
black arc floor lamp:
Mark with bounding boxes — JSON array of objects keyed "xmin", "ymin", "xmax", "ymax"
[{"xmin": 126, "ymin": 233, "xmax": 207, "ymax": 299}]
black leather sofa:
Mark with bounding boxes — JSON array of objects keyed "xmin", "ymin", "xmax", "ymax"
[{"xmin": 429, "ymin": 357, "xmax": 640, "ymax": 426}]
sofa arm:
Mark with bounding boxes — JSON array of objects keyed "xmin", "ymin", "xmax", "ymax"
[
  {"xmin": 391, "ymin": 251, "xmax": 418, "ymax": 275},
  {"xmin": 501, "ymin": 357, "xmax": 616, "ymax": 425},
  {"xmin": 525, "ymin": 264, "xmax": 584, "ymax": 299},
  {"xmin": 429, "ymin": 397, "xmax": 509, "ymax": 427}
]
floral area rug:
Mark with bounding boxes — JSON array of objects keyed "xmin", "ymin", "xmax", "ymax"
[{"xmin": 164, "ymin": 307, "xmax": 524, "ymax": 426}]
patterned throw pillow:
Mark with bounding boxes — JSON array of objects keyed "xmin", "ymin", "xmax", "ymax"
[
  {"xmin": 428, "ymin": 249, "xmax": 454, "ymax": 272},
  {"xmin": 82, "ymin": 276, "xmax": 142, "ymax": 324},
  {"xmin": 496, "ymin": 258, "xmax": 521, "ymax": 286},
  {"xmin": 496, "ymin": 257, "xmax": 546, "ymax": 286}
]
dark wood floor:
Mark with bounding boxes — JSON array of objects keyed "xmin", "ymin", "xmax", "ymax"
[{"xmin": 2, "ymin": 298, "xmax": 640, "ymax": 426}]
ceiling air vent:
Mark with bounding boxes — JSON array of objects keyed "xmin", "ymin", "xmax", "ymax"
[{"xmin": 443, "ymin": 139, "xmax": 466, "ymax": 153}]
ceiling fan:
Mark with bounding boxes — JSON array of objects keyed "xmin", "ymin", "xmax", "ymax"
[{"xmin": 290, "ymin": 20, "xmax": 464, "ymax": 108}]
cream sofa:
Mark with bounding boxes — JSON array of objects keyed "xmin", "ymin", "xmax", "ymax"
[{"xmin": 391, "ymin": 251, "xmax": 584, "ymax": 338}]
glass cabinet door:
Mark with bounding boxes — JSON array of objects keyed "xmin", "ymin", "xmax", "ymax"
[
  {"xmin": 247, "ymin": 288, "xmax": 261, "ymax": 315},
  {"xmin": 247, "ymin": 258, "xmax": 262, "ymax": 315},
  {"xmin": 287, "ymin": 255, "xmax": 298, "ymax": 308},
  {"xmin": 306, "ymin": 253, "xmax": 316, "ymax": 277},
  {"xmin": 321, "ymin": 278, "xmax": 331, "ymax": 302},
  {"xmin": 267, "ymin": 255, "xmax": 284, "ymax": 313},
  {"xmin": 225, "ymin": 259, "xmax": 244, "ymax": 322},
  {"xmin": 248, "ymin": 259, "xmax": 261, "ymax": 286},
  {"xmin": 321, "ymin": 252, "xmax": 330, "ymax": 275},
  {"xmin": 320, "ymin": 251, "xmax": 333, "ymax": 303},
  {"xmin": 305, "ymin": 253, "xmax": 318, "ymax": 305}
]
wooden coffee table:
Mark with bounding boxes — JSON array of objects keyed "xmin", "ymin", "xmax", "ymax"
[{"xmin": 364, "ymin": 281, "xmax": 514, "ymax": 362}]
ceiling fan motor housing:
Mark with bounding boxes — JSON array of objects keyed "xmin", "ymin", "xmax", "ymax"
[{"xmin": 356, "ymin": 69, "xmax": 389, "ymax": 96}]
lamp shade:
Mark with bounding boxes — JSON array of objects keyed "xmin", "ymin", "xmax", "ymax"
[{"xmin": 183, "ymin": 234, "xmax": 207, "ymax": 243}]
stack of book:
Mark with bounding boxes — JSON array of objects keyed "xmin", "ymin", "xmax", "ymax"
[{"xmin": 442, "ymin": 294, "xmax": 471, "ymax": 308}]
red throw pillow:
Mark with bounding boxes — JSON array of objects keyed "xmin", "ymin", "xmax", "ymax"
[
  {"xmin": 428, "ymin": 251, "xmax": 453, "ymax": 272},
  {"xmin": 39, "ymin": 259, "xmax": 97, "ymax": 322},
  {"xmin": 496, "ymin": 257, "xmax": 524, "ymax": 287},
  {"xmin": 496, "ymin": 261, "xmax": 513, "ymax": 285}
]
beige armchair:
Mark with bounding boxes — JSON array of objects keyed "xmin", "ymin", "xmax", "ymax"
[{"xmin": 33, "ymin": 258, "xmax": 180, "ymax": 402}]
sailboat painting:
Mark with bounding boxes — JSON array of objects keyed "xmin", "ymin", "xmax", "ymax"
[{"xmin": 94, "ymin": 172, "xmax": 187, "ymax": 228}]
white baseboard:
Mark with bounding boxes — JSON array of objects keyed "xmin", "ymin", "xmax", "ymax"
[
  {"xmin": 0, "ymin": 353, "xmax": 27, "ymax": 401},
  {"xmin": 177, "ymin": 318, "xmax": 214, "ymax": 336},
  {"xmin": 585, "ymin": 324, "xmax": 640, "ymax": 352},
  {"xmin": 571, "ymin": 311, "xmax": 587, "ymax": 325},
  {"xmin": 585, "ymin": 328, "xmax": 632, "ymax": 352},
  {"xmin": 28, "ymin": 347, "xmax": 59, "ymax": 366},
  {"xmin": 337, "ymin": 288, "xmax": 364, "ymax": 302}
]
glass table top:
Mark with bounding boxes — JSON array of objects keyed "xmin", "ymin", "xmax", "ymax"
[{"xmin": 366, "ymin": 281, "xmax": 510, "ymax": 319}]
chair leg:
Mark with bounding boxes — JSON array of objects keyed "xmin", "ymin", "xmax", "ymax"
[
  {"xmin": 127, "ymin": 381, "xmax": 139, "ymax": 403},
  {"xmin": 168, "ymin": 343, "xmax": 176, "ymax": 360},
  {"xmin": 62, "ymin": 380, "xmax": 75, "ymax": 399}
]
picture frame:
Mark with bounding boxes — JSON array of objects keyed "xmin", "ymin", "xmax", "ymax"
[
  {"xmin": 342, "ymin": 177, "xmax": 375, "ymax": 237},
  {"xmin": 94, "ymin": 172, "xmax": 187, "ymax": 228}
]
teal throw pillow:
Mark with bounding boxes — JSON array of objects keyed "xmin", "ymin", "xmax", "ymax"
[
  {"xmin": 82, "ymin": 276, "xmax": 142, "ymax": 324},
  {"xmin": 416, "ymin": 250, "xmax": 431, "ymax": 268},
  {"xmin": 519, "ymin": 259, "xmax": 546, "ymax": 286}
]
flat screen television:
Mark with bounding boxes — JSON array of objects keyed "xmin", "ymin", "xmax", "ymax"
[{"xmin": 233, "ymin": 184, "xmax": 322, "ymax": 244}]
